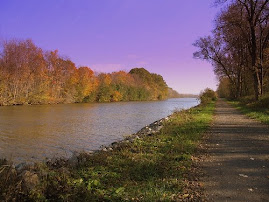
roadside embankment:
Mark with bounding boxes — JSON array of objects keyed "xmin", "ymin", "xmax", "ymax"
[
  {"xmin": 229, "ymin": 95, "xmax": 269, "ymax": 125},
  {"xmin": 0, "ymin": 102, "xmax": 215, "ymax": 201}
]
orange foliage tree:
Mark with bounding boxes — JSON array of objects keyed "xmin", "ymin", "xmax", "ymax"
[{"xmin": 0, "ymin": 39, "xmax": 169, "ymax": 105}]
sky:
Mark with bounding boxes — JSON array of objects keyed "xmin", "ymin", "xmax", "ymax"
[{"xmin": 0, "ymin": 0, "xmax": 219, "ymax": 94}]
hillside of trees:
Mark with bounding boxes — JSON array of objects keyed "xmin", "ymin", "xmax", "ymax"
[
  {"xmin": 194, "ymin": 0, "xmax": 269, "ymax": 100},
  {"xmin": 0, "ymin": 39, "xmax": 170, "ymax": 106}
]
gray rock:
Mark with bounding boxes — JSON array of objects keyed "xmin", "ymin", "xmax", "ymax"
[
  {"xmin": 102, "ymin": 148, "xmax": 108, "ymax": 152},
  {"xmin": 111, "ymin": 142, "xmax": 118, "ymax": 146},
  {"xmin": 15, "ymin": 163, "xmax": 26, "ymax": 172},
  {"xmin": 68, "ymin": 153, "xmax": 79, "ymax": 167}
]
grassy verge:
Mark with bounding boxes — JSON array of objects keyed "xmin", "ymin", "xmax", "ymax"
[
  {"xmin": 229, "ymin": 100, "xmax": 269, "ymax": 125},
  {"xmin": 0, "ymin": 102, "xmax": 215, "ymax": 201}
]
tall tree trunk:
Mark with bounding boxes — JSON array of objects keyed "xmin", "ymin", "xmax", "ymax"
[
  {"xmin": 236, "ymin": 72, "xmax": 242, "ymax": 99},
  {"xmin": 250, "ymin": 24, "xmax": 261, "ymax": 100},
  {"xmin": 259, "ymin": 64, "xmax": 263, "ymax": 96},
  {"xmin": 253, "ymin": 70, "xmax": 262, "ymax": 100}
]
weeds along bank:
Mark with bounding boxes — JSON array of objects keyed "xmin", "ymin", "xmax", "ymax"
[
  {"xmin": 229, "ymin": 94, "xmax": 269, "ymax": 125},
  {"xmin": 0, "ymin": 98, "xmax": 215, "ymax": 201}
]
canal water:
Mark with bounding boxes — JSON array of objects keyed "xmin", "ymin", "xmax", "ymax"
[{"xmin": 0, "ymin": 98, "xmax": 199, "ymax": 163}]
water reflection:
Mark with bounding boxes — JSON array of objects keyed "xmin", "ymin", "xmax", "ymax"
[{"xmin": 0, "ymin": 98, "xmax": 199, "ymax": 163}]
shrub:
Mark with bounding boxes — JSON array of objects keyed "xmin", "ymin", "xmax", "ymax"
[
  {"xmin": 248, "ymin": 94, "xmax": 269, "ymax": 109},
  {"xmin": 238, "ymin": 95, "xmax": 256, "ymax": 105},
  {"xmin": 199, "ymin": 88, "xmax": 217, "ymax": 105}
]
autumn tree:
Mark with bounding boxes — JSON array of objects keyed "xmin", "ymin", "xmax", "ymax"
[
  {"xmin": 0, "ymin": 39, "xmax": 48, "ymax": 104},
  {"xmin": 75, "ymin": 66, "xmax": 98, "ymax": 102},
  {"xmin": 217, "ymin": 77, "xmax": 232, "ymax": 98},
  {"xmin": 96, "ymin": 73, "xmax": 113, "ymax": 102},
  {"xmin": 110, "ymin": 71, "xmax": 131, "ymax": 101},
  {"xmin": 58, "ymin": 59, "xmax": 77, "ymax": 103},
  {"xmin": 195, "ymin": 0, "xmax": 269, "ymax": 100},
  {"xmin": 222, "ymin": 0, "xmax": 268, "ymax": 99},
  {"xmin": 129, "ymin": 68, "xmax": 168, "ymax": 100}
]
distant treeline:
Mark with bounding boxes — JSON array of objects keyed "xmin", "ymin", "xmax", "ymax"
[
  {"xmin": 194, "ymin": 0, "xmax": 269, "ymax": 100},
  {"xmin": 0, "ymin": 39, "xmax": 170, "ymax": 106},
  {"xmin": 167, "ymin": 88, "xmax": 198, "ymax": 98}
]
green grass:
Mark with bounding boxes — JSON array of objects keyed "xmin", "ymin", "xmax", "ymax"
[
  {"xmin": 0, "ymin": 102, "xmax": 215, "ymax": 201},
  {"xmin": 229, "ymin": 100, "xmax": 269, "ymax": 125}
]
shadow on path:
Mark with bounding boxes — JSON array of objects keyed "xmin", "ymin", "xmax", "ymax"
[{"xmin": 202, "ymin": 100, "xmax": 269, "ymax": 202}]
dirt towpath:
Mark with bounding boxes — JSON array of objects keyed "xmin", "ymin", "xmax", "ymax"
[{"xmin": 202, "ymin": 99, "xmax": 269, "ymax": 201}]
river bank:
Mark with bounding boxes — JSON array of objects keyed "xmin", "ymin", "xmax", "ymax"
[{"xmin": 0, "ymin": 101, "xmax": 215, "ymax": 201}]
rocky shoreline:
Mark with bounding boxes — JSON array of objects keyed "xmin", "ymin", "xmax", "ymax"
[
  {"xmin": 12, "ymin": 114, "xmax": 172, "ymax": 169},
  {"xmin": 64, "ymin": 115, "xmax": 172, "ymax": 167},
  {"xmin": 100, "ymin": 115, "xmax": 171, "ymax": 152}
]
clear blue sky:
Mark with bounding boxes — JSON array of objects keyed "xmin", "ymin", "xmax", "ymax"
[{"xmin": 0, "ymin": 0, "xmax": 219, "ymax": 94}]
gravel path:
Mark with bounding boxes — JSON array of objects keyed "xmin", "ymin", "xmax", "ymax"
[{"xmin": 202, "ymin": 99, "xmax": 269, "ymax": 202}]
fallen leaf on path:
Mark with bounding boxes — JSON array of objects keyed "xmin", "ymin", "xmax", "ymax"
[
  {"xmin": 239, "ymin": 174, "xmax": 248, "ymax": 178},
  {"xmin": 248, "ymin": 188, "xmax": 253, "ymax": 192}
]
